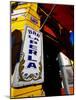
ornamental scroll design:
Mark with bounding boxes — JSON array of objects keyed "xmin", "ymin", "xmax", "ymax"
[{"xmin": 19, "ymin": 52, "xmax": 42, "ymax": 82}]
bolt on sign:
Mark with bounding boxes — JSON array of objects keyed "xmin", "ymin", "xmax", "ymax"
[{"xmin": 12, "ymin": 26, "xmax": 44, "ymax": 87}]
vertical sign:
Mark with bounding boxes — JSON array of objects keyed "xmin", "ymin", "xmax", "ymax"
[{"xmin": 12, "ymin": 26, "xmax": 44, "ymax": 87}]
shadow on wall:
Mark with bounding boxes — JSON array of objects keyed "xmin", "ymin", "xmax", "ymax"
[{"xmin": 11, "ymin": 29, "xmax": 22, "ymax": 75}]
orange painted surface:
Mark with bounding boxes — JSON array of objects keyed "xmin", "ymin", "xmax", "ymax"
[{"xmin": 61, "ymin": 87, "xmax": 74, "ymax": 95}]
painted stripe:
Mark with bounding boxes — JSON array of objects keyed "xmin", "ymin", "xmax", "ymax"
[
  {"xmin": 12, "ymin": 8, "xmax": 28, "ymax": 15},
  {"xmin": 11, "ymin": 13, "xmax": 26, "ymax": 19}
]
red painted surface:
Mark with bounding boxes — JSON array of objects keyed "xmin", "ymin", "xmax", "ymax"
[
  {"xmin": 40, "ymin": 4, "xmax": 74, "ymax": 31},
  {"xmin": 44, "ymin": 25, "xmax": 57, "ymax": 38},
  {"xmin": 53, "ymin": 5, "xmax": 74, "ymax": 31}
]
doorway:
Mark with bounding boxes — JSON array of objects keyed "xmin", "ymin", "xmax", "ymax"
[{"xmin": 42, "ymin": 34, "xmax": 62, "ymax": 96}]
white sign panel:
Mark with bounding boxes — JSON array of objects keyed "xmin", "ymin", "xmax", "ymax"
[{"xmin": 12, "ymin": 26, "xmax": 44, "ymax": 87}]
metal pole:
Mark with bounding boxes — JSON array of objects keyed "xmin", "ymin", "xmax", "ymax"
[{"xmin": 39, "ymin": 5, "xmax": 56, "ymax": 31}]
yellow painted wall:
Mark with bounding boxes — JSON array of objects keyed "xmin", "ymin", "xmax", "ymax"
[{"xmin": 11, "ymin": 2, "xmax": 44, "ymax": 98}]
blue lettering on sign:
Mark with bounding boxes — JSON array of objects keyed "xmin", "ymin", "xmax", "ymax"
[
  {"xmin": 33, "ymin": 31, "xmax": 36, "ymax": 35},
  {"xmin": 29, "ymin": 35, "xmax": 33, "ymax": 39},
  {"xmin": 28, "ymin": 55, "xmax": 37, "ymax": 62},
  {"xmin": 30, "ymin": 40, "xmax": 33, "ymax": 43},
  {"xmin": 27, "ymin": 29, "xmax": 40, "ymax": 68},
  {"xmin": 29, "ymin": 35, "xmax": 39, "ymax": 41},
  {"xmin": 30, "ymin": 40, "xmax": 37, "ymax": 44},
  {"xmin": 28, "ymin": 29, "xmax": 40, "ymax": 38},
  {"xmin": 27, "ymin": 62, "xmax": 36, "ymax": 68},
  {"xmin": 34, "ymin": 37, "xmax": 39, "ymax": 41},
  {"xmin": 29, "ymin": 45, "xmax": 37, "ymax": 50},
  {"xmin": 29, "ymin": 49, "xmax": 37, "ymax": 55},
  {"xmin": 28, "ymin": 29, "xmax": 32, "ymax": 34},
  {"xmin": 37, "ymin": 34, "xmax": 40, "ymax": 38}
]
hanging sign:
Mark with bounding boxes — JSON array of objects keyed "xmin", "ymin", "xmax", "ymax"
[
  {"xmin": 30, "ymin": 16, "xmax": 38, "ymax": 25},
  {"xmin": 12, "ymin": 26, "xmax": 44, "ymax": 87}
]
